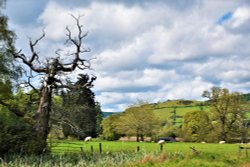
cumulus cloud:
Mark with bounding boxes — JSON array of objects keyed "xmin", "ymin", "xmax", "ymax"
[
  {"xmin": 5, "ymin": 0, "xmax": 250, "ymax": 112},
  {"xmin": 222, "ymin": 6, "xmax": 250, "ymax": 34}
]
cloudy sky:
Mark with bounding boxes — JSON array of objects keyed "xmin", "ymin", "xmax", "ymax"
[{"xmin": 4, "ymin": 0, "xmax": 250, "ymax": 112}]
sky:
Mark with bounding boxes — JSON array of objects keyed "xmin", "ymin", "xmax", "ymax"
[{"xmin": 3, "ymin": 0, "xmax": 250, "ymax": 112}]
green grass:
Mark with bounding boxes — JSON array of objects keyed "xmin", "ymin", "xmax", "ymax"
[
  {"xmin": 148, "ymin": 99, "xmax": 250, "ymax": 123},
  {"xmin": 2, "ymin": 141, "xmax": 250, "ymax": 167},
  {"xmin": 49, "ymin": 140, "xmax": 243, "ymax": 156},
  {"xmin": 153, "ymin": 104, "xmax": 209, "ymax": 123}
]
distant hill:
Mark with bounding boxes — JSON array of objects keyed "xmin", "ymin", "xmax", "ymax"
[
  {"xmin": 102, "ymin": 112, "xmax": 116, "ymax": 118},
  {"xmin": 149, "ymin": 100, "xmax": 207, "ymax": 125},
  {"xmin": 102, "ymin": 95, "xmax": 250, "ymax": 123}
]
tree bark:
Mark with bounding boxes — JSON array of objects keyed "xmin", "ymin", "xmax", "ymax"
[{"xmin": 33, "ymin": 85, "xmax": 52, "ymax": 153}]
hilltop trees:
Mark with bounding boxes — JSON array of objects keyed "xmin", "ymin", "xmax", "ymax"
[{"xmin": 202, "ymin": 87, "xmax": 248, "ymax": 142}]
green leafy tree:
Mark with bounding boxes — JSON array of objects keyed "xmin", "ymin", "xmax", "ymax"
[
  {"xmin": 116, "ymin": 104, "xmax": 160, "ymax": 142},
  {"xmin": 101, "ymin": 114, "xmax": 122, "ymax": 141},
  {"xmin": 51, "ymin": 74, "xmax": 101, "ymax": 139},
  {"xmin": 95, "ymin": 102, "xmax": 103, "ymax": 135},
  {"xmin": 203, "ymin": 87, "xmax": 248, "ymax": 142},
  {"xmin": 0, "ymin": 1, "xmax": 40, "ymax": 155},
  {"xmin": 181, "ymin": 110, "xmax": 212, "ymax": 142}
]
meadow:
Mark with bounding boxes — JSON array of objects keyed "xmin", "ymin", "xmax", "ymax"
[{"xmin": 1, "ymin": 140, "xmax": 249, "ymax": 167}]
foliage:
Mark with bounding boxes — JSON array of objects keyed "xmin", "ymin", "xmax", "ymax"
[
  {"xmin": 0, "ymin": 109, "xmax": 40, "ymax": 156},
  {"xmin": 0, "ymin": 1, "xmax": 41, "ymax": 155},
  {"xmin": 1, "ymin": 141, "xmax": 248, "ymax": 167},
  {"xmin": 242, "ymin": 93, "xmax": 250, "ymax": 101},
  {"xmin": 51, "ymin": 74, "xmax": 102, "ymax": 139},
  {"xmin": 100, "ymin": 114, "xmax": 122, "ymax": 141},
  {"xmin": 202, "ymin": 87, "xmax": 248, "ymax": 142},
  {"xmin": 0, "ymin": 1, "xmax": 20, "ymax": 82},
  {"xmin": 157, "ymin": 125, "xmax": 180, "ymax": 138},
  {"xmin": 181, "ymin": 110, "xmax": 212, "ymax": 142},
  {"xmin": 115, "ymin": 104, "xmax": 160, "ymax": 141}
]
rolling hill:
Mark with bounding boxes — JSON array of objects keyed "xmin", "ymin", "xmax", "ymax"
[{"xmin": 103, "ymin": 94, "xmax": 250, "ymax": 125}]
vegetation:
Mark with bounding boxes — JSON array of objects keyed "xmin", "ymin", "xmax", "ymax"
[
  {"xmin": 101, "ymin": 114, "xmax": 122, "ymax": 141},
  {"xmin": 1, "ymin": 141, "xmax": 250, "ymax": 166},
  {"xmin": 100, "ymin": 90, "xmax": 250, "ymax": 143},
  {"xmin": 1, "ymin": 1, "xmax": 250, "ymax": 167},
  {"xmin": 181, "ymin": 110, "xmax": 212, "ymax": 142},
  {"xmin": 116, "ymin": 104, "xmax": 160, "ymax": 142},
  {"xmin": 203, "ymin": 87, "xmax": 249, "ymax": 142},
  {"xmin": 51, "ymin": 75, "xmax": 102, "ymax": 140}
]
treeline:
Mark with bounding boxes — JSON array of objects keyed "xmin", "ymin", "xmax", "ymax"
[{"xmin": 101, "ymin": 87, "xmax": 250, "ymax": 143}]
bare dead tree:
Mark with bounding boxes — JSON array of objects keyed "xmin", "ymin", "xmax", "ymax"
[{"xmin": 10, "ymin": 15, "xmax": 95, "ymax": 153}]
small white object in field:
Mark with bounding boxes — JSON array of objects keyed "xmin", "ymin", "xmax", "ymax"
[
  {"xmin": 158, "ymin": 140, "xmax": 165, "ymax": 144},
  {"xmin": 85, "ymin": 136, "xmax": 92, "ymax": 142},
  {"xmin": 201, "ymin": 141, "xmax": 206, "ymax": 144},
  {"xmin": 219, "ymin": 141, "xmax": 225, "ymax": 144}
]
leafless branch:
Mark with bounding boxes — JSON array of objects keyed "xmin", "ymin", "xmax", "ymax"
[{"xmin": 12, "ymin": 32, "xmax": 47, "ymax": 73}]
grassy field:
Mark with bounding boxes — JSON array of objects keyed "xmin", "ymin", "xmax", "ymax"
[
  {"xmin": 49, "ymin": 140, "xmax": 244, "ymax": 155},
  {"xmin": 2, "ymin": 140, "xmax": 249, "ymax": 167},
  {"xmin": 148, "ymin": 100, "xmax": 209, "ymax": 123},
  {"xmin": 146, "ymin": 99, "xmax": 249, "ymax": 124}
]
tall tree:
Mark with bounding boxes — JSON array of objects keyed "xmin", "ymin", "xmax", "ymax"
[
  {"xmin": 6, "ymin": 15, "xmax": 95, "ymax": 153},
  {"xmin": 116, "ymin": 104, "xmax": 160, "ymax": 142},
  {"xmin": 181, "ymin": 110, "xmax": 211, "ymax": 142},
  {"xmin": 0, "ymin": 0, "xmax": 19, "ymax": 82},
  {"xmin": 59, "ymin": 74, "xmax": 101, "ymax": 139},
  {"xmin": 101, "ymin": 114, "xmax": 122, "ymax": 141},
  {"xmin": 202, "ymin": 87, "xmax": 247, "ymax": 142}
]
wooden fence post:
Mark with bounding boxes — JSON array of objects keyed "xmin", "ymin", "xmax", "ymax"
[
  {"xmin": 137, "ymin": 146, "xmax": 140, "ymax": 152},
  {"xmin": 99, "ymin": 143, "xmax": 102, "ymax": 154},
  {"xmin": 160, "ymin": 144, "xmax": 163, "ymax": 152},
  {"xmin": 91, "ymin": 145, "xmax": 94, "ymax": 153}
]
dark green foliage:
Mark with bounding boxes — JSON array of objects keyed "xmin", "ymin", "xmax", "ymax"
[
  {"xmin": 0, "ymin": 2, "xmax": 20, "ymax": 81},
  {"xmin": 95, "ymin": 102, "xmax": 103, "ymax": 135},
  {"xmin": 54, "ymin": 74, "xmax": 102, "ymax": 139},
  {"xmin": 0, "ymin": 109, "xmax": 40, "ymax": 156},
  {"xmin": 242, "ymin": 93, "xmax": 250, "ymax": 101},
  {"xmin": 178, "ymin": 100, "xmax": 193, "ymax": 105}
]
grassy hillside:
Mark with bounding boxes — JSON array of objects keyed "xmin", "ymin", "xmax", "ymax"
[
  {"xmin": 150, "ymin": 100, "xmax": 208, "ymax": 124},
  {"xmin": 105, "ymin": 94, "xmax": 250, "ymax": 124}
]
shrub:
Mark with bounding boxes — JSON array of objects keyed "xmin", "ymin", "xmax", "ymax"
[{"xmin": 0, "ymin": 109, "xmax": 40, "ymax": 156}]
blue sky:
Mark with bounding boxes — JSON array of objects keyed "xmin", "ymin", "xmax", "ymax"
[{"xmin": 4, "ymin": 0, "xmax": 250, "ymax": 112}]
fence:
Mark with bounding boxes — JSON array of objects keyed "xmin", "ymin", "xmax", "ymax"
[{"xmin": 47, "ymin": 139, "xmax": 165, "ymax": 154}]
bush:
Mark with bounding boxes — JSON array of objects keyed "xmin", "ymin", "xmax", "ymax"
[{"xmin": 0, "ymin": 109, "xmax": 40, "ymax": 156}]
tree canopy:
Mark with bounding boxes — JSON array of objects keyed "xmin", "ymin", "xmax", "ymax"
[{"xmin": 202, "ymin": 87, "xmax": 248, "ymax": 142}]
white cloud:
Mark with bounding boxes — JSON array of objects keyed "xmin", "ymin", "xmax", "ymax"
[
  {"xmin": 6, "ymin": 0, "xmax": 250, "ymax": 112},
  {"xmin": 223, "ymin": 6, "xmax": 250, "ymax": 33}
]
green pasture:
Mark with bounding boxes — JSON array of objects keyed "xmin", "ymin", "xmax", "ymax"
[
  {"xmin": 153, "ymin": 105, "xmax": 209, "ymax": 123},
  {"xmin": 1, "ymin": 140, "xmax": 249, "ymax": 167},
  {"xmin": 49, "ymin": 140, "xmax": 244, "ymax": 156}
]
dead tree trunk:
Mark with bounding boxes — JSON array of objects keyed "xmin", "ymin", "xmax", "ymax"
[
  {"xmin": 34, "ymin": 85, "xmax": 52, "ymax": 152},
  {"xmin": 11, "ymin": 15, "xmax": 95, "ymax": 154}
]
